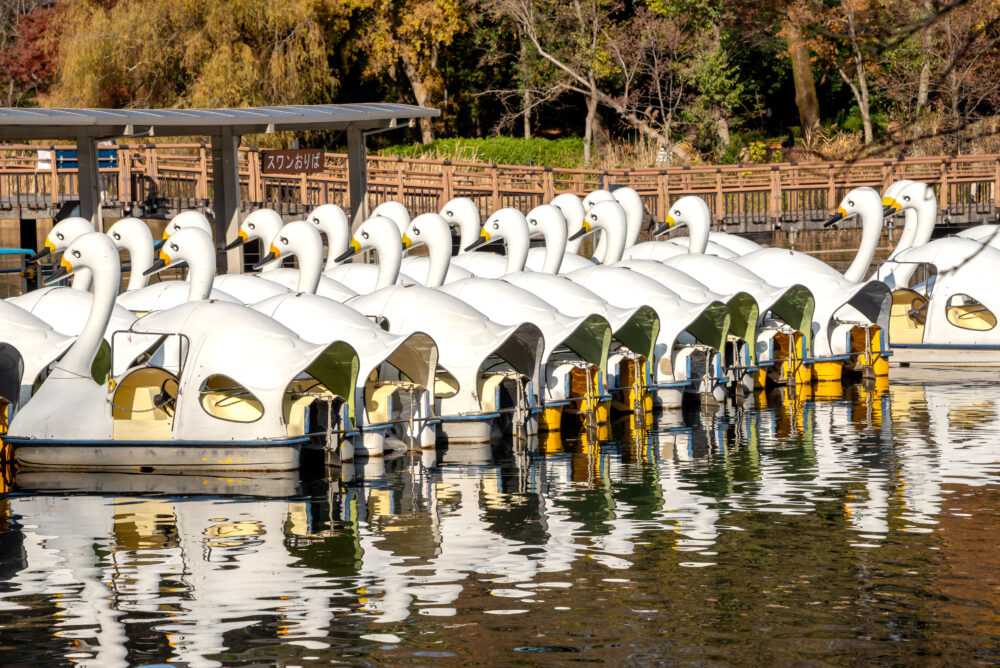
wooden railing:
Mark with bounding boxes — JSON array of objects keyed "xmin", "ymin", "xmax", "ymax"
[{"xmin": 0, "ymin": 143, "xmax": 998, "ymax": 230}]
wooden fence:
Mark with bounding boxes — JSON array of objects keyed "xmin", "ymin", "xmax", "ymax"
[{"xmin": 0, "ymin": 143, "xmax": 997, "ymax": 230}]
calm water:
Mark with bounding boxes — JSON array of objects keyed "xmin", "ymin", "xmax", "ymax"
[{"xmin": 1, "ymin": 375, "xmax": 999, "ymax": 666}]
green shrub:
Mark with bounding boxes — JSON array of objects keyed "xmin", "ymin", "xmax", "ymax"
[{"xmin": 379, "ymin": 136, "xmax": 586, "ymax": 168}]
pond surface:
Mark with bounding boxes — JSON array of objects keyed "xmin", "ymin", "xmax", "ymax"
[{"xmin": 0, "ymin": 374, "xmax": 999, "ymax": 666}]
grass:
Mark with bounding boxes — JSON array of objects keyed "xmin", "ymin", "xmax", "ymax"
[{"xmin": 378, "ymin": 136, "xmax": 587, "ymax": 168}]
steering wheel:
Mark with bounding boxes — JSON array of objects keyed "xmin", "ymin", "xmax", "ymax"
[
  {"xmin": 907, "ymin": 295, "xmax": 928, "ymax": 325},
  {"xmin": 154, "ymin": 377, "xmax": 179, "ymax": 413}
]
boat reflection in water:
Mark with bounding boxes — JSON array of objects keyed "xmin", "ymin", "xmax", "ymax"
[{"xmin": 1, "ymin": 374, "xmax": 999, "ymax": 665}]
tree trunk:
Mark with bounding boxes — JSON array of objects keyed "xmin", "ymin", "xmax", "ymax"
[
  {"xmin": 523, "ymin": 87, "xmax": 532, "ymax": 139},
  {"xmin": 584, "ymin": 83, "xmax": 597, "ymax": 166},
  {"xmin": 784, "ymin": 17, "xmax": 821, "ymax": 142},
  {"xmin": 399, "ymin": 50, "xmax": 435, "ymax": 143},
  {"xmin": 715, "ymin": 111, "xmax": 730, "ymax": 150}
]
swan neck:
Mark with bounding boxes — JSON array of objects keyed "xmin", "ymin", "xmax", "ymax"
[
  {"xmin": 593, "ymin": 233, "xmax": 608, "ymax": 264},
  {"xmin": 541, "ymin": 226, "xmax": 565, "ymax": 275},
  {"xmin": 689, "ymin": 218, "xmax": 709, "ymax": 254},
  {"xmin": 59, "ymin": 264, "xmax": 118, "ymax": 378},
  {"xmin": 376, "ymin": 246, "xmax": 400, "ymax": 290},
  {"xmin": 425, "ymin": 237, "xmax": 450, "ymax": 288},
  {"xmin": 124, "ymin": 239, "xmax": 153, "ymax": 291},
  {"xmin": 296, "ymin": 246, "xmax": 322, "ymax": 295},
  {"xmin": 603, "ymin": 222, "xmax": 626, "ymax": 264},
  {"xmin": 70, "ymin": 267, "xmax": 93, "ymax": 291},
  {"xmin": 505, "ymin": 227, "xmax": 529, "ymax": 274},
  {"xmin": 186, "ymin": 248, "xmax": 216, "ymax": 301},
  {"xmin": 843, "ymin": 202, "xmax": 883, "ymax": 282}
]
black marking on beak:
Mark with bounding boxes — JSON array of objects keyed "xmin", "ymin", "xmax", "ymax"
[
  {"xmin": 334, "ymin": 248, "xmax": 356, "ymax": 263},
  {"xmin": 823, "ymin": 211, "xmax": 844, "ymax": 228},
  {"xmin": 143, "ymin": 258, "xmax": 167, "ymax": 276},
  {"xmin": 568, "ymin": 227, "xmax": 587, "ymax": 241},
  {"xmin": 26, "ymin": 248, "xmax": 50, "ymax": 263},
  {"xmin": 253, "ymin": 252, "xmax": 277, "ymax": 270},
  {"xmin": 652, "ymin": 222, "xmax": 671, "ymax": 237},
  {"xmin": 153, "ymin": 239, "xmax": 166, "ymax": 251},
  {"xmin": 223, "ymin": 237, "xmax": 244, "ymax": 251},
  {"xmin": 882, "ymin": 205, "xmax": 896, "ymax": 217},
  {"xmin": 464, "ymin": 237, "xmax": 490, "ymax": 252}
]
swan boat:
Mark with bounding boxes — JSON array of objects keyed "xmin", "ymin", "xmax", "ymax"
[
  {"xmin": 6, "ymin": 230, "xmax": 360, "ymax": 472},
  {"xmin": 337, "ymin": 215, "xmax": 545, "ymax": 445}
]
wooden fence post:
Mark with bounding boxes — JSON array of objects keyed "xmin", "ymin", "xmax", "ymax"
[
  {"xmin": 939, "ymin": 158, "xmax": 950, "ymax": 213},
  {"xmin": 543, "ymin": 168, "xmax": 555, "ymax": 201},
  {"xmin": 994, "ymin": 157, "xmax": 1000, "ymax": 214},
  {"xmin": 50, "ymin": 145, "xmax": 58, "ymax": 206},
  {"xmin": 714, "ymin": 168, "xmax": 725, "ymax": 224},
  {"xmin": 769, "ymin": 166, "xmax": 781, "ymax": 224},
  {"xmin": 657, "ymin": 171, "xmax": 668, "ymax": 222},
  {"xmin": 827, "ymin": 163, "xmax": 836, "ymax": 212},
  {"xmin": 442, "ymin": 161, "xmax": 454, "ymax": 202},
  {"xmin": 198, "ymin": 144, "xmax": 209, "ymax": 200},
  {"xmin": 396, "ymin": 159, "xmax": 405, "ymax": 202},
  {"xmin": 491, "ymin": 165, "xmax": 500, "ymax": 211}
]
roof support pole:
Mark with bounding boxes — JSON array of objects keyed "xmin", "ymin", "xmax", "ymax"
[
  {"xmin": 346, "ymin": 126, "xmax": 369, "ymax": 230},
  {"xmin": 211, "ymin": 130, "xmax": 242, "ymax": 274},
  {"xmin": 75, "ymin": 136, "xmax": 102, "ymax": 229}
]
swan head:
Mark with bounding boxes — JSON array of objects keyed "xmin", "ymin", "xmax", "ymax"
[
  {"xmin": 652, "ymin": 196, "xmax": 711, "ymax": 237},
  {"xmin": 253, "ymin": 220, "xmax": 322, "ymax": 269},
  {"xmin": 550, "ymin": 193, "xmax": 586, "ymax": 239},
  {"xmin": 106, "ymin": 217, "xmax": 152, "ymax": 251},
  {"xmin": 46, "ymin": 231, "xmax": 120, "ymax": 285},
  {"xmin": 467, "ymin": 208, "xmax": 528, "ymax": 251},
  {"xmin": 28, "ymin": 216, "xmax": 94, "ymax": 262},
  {"xmin": 402, "ymin": 213, "xmax": 451, "ymax": 252},
  {"xmin": 143, "ymin": 227, "xmax": 215, "ymax": 278},
  {"xmin": 582, "ymin": 189, "xmax": 615, "ymax": 211},
  {"xmin": 883, "ymin": 180, "xmax": 936, "ymax": 217},
  {"xmin": 335, "ymin": 215, "xmax": 399, "ymax": 262},
  {"xmin": 881, "ymin": 179, "xmax": 914, "ymax": 217},
  {"xmin": 308, "ymin": 203, "xmax": 349, "ymax": 240},
  {"xmin": 223, "ymin": 208, "xmax": 283, "ymax": 251},
  {"xmin": 163, "ymin": 210, "xmax": 212, "ymax": 241},
  {"xmin": 372, "ymin": 201, "xmax": 411, "ymax": 236},
  {"xmin": 440, "ymin": 197, "xmax": 481, "ymax": 253},
  {"xmin": 824, "ymin": 187, "xmax": 883, "ymax": 228},
  {"xmin": 569, "ymin": 200, "xmax": 625, "ymax": 240},
  {"xmin": 525, "ymin": 204, "xmax": 567, "ymax": 240}
]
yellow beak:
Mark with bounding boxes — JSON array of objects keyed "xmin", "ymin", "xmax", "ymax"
[
  {"xmin": 401, "ymin": 233, "xmax": 413, "ymax": 249},
  {"xmin": 837, "ymin": 205, "xmax": 848, "ymax": 217},
  {"xmin": 60, "ymin": 256, "xmax": 72, "ymax": 273},
  {"xmin": 269, "ymin": 242, "xmax": 281, "ymax": 258},
  {"xmin": 161, "ymin": 229, "xmax": 171, "ymax": 241},
  {"xmin": 480, "ymin": 229, "xmax": 491, "ymax": 242},
  {"xmin": 580, "ymin": 220, "xmax": 592, "ymax": 233},
  {"xmin": 664, "ymin": 213, "xmax": 676, "ymax": 228},
  {"xmin": 350, "ymin": 238, "xmax": 362, "ymax": 253},
  {"xmin": 159, "ymin": 249, "xmax": 172, "ymax": 265},
  {"xmin": 238, "ymin": 229, "xmax": 248, "ymax": 242},
  {"xmin": 44, "ymin": 239, "xmax": 56, "ymax": 253},
  {"xmin": 882, "ymin": 196, "xmax": 902, "ymax": 212}
]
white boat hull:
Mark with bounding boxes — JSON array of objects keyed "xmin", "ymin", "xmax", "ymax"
[
  {"xmin": 890, "ymin": 344, "xmax": 1000, "ymax": 367},
  {"xmin": 9, "ymin": 438, "xmax": 305, "ymax": 472}
]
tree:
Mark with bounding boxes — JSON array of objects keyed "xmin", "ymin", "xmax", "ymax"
[
  {"xmin": 0, "ymin": 0, "xmax": 57, "ymax": 106},
  {"xmin": 356, "ymin": 0, "xmax": 465, "ymax": 143},
  {"xmin": 48, "ymin": 0, "xmax": 336, "ymax": 111}
]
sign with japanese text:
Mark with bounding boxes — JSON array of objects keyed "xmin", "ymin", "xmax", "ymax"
[{"xmin": 260, "ymin": 149, "xmax": 324, "ymax": 175}]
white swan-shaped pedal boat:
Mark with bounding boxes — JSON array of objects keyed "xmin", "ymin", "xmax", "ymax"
[{"xmin": 7, "ymin": 230, "xmax": 360, "ymax": 472}]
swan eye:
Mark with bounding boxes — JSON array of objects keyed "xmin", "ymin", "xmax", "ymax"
[
  {"xmin": 56, "ymin": 232, "xmax": 64, "ymax": 241},
  {"xmin": 247, "ymin": 223, "xmax": 255, "ymax": 230},
  {"xmin": 528, "ymin": 218, "xmax": 537, "ymax": 226},
  {"xmin": 903, "ymin": 195, "xmax": 910, "ymax": 202},
  {"xmin": 279, "ymin": 236, "xmax": 288, "ymax": 245},
  {"xmin": 112, "ymin": 232, "xmax": 121, "ymax": 240},
  {"xmin": 361, "ymin": 231, "xmax": 369, "ymax": 240},
  {"xmin": 590, "ymin": 213, "xmax": 597, "ymax": 221},
  {"xmin": 673, "ymin": 210, "xmax": 681, "ymax": 216},
  {"xmin": 445, "ymin": 210, "xmax": 453, "ymax": 217},
  {"xmin": 847, "ymin": 200, "xmax": 854, "ymax": 207},
  {"xmin": 310, "ymin": 217, "xmax": 319, "ymax": 225},
  {"xmin": 491, "ymin": 222, "xmax": 498, "ymax": 230},
  {"xmin": 71, "ymin": 249, "xmax": 80, "ymax": 258},
  {"xmin": 413, "ymin": 228, "xmax": 420, "ymax": 236},
  {"xmin": 169, "ymin": 242, "xmax": 179, "ymax": 252}
]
